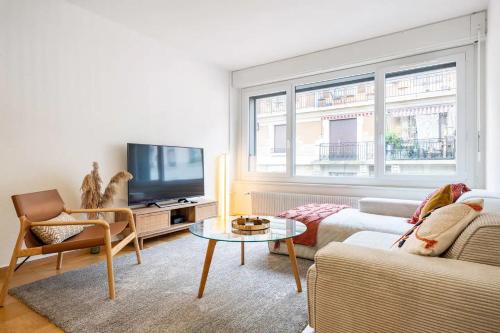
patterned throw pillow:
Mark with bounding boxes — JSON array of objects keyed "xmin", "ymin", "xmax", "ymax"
[
  {"xmin": 31, "ymin": 212, "xmax": 84, "ymax": 245},
  {"xmin": 418, "ymin": 185, "xmax": 453, "ymax": 221},
  {"xmin": 401, "ymin": 199, "xmax": 483, "ymax": 256},
  {"xmin": 408, "ymin": 183, "xmax": 471, "ymax": 224}
]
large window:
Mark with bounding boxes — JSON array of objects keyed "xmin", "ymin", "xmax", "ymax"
[{"xmin": 242, "ymin": 47, "xmax": 477, "ymax": 187}]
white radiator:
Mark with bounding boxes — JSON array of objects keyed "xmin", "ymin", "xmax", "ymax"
[{"xmin": 250, "ymin": 191, "xmax": 360, "ymax": 216}]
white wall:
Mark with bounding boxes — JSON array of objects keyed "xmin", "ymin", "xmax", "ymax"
[
  {"xmin": 232, "ymin": 12, "xmax": 485, "ymax": 88},
  {"xmin": 486, "ymin": 1, "xmax": 500, "ymax": 191},
  {"xmin": 0, "ymin": 0, "xmax": 229, "ymax": 267}
]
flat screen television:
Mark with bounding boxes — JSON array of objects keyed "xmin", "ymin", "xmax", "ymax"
[{"xmin": 127, "ymin": 143, "xmax": 204, "ymax": 206}]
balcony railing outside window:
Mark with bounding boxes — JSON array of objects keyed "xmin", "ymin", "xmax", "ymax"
[
  {"xmin": 386, "ymin": 69, "xmax": 456, "ymax": 99},
  {"xmin": 251, "ymin": 69, "xmax": 457, "ymax": 114},
  {"xmin": 319, "ymin": 138, "xmax": 455, "ymax": 161},
  {"xmin": 296, "ymin": 69, "xmax": 457, "ymax": 109},
  {"xmin": 385, "ymin": 137, "xmax": 455, "ymax": 161},
  {"xmin": 319, "ymin": 142, "xmax": 374, "ymax": 161},
  {"xmin": 256, "ymin": 95, "xmax": 286, "ymax": 114}
]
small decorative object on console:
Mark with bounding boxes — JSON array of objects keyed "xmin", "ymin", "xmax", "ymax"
[{"xmin": 232, "ymin": 216, "xmax": 271, "ymax": 231}]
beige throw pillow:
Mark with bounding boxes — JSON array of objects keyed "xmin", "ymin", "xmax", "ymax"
[
  {"xmin": 402, "ymin": 199, "xmax": 483, "ymax": 256},
  {"xmin": 31, "ymin": 212, "xmax": 84, "ymax": 245}
]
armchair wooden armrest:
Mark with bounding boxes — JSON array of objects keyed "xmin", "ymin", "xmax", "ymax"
[
  {"xmin": 63, "ymin": 207, "xmax": 137, "ymax": 236},
  {"xmin": 64, "ymin": 208, "xmax": 134, "ymax": 227},
  {"xmin": 65, "ymin": 207, "xmax": 133, "ymax": 215},
  {"xmin": 29, "ymin": 219, "xmax": 110, "ymax": 230},
  {"xmin": 63, "ymin": 207, "xmax": 140, "ymax": 256}
]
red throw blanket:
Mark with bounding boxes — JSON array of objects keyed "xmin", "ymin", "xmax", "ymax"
[{"xmin": 275, "ymin": 203, "xmax": 349, "ymax": 248}]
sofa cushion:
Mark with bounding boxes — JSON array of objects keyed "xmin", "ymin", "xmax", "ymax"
[
  {"xmin": 270, "ymin": 208, "xmax": 408, "ymax": 260},
  {"xmin": 408, "ymin": 183, "xmax": 470, "ymax": 224},
  {"xmin": 418, "ymin": 185, "xmax": 453, "ymax": 221},
  {"xmin": 402, "ymin": 199, "xmax": 483, "ymax": 256},
  {"xmin": 456, "ymin": 190, "xmax": 500, "ymax": 214},
  {"xmin": 358, "ymin": 198, "xmax": 421, "ymax": 218},
  {"xmin": 343, "ymin": 231, "xmax": 400, "ymax": 250},
  {"xmin": 444, "ymin": 213, "xmax": 500, "ymax": 267}
]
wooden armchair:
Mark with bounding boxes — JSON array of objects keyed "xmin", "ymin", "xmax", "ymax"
[{"xmin": 0, "ymin": 189, "xmax": 142, "ymax": 306}]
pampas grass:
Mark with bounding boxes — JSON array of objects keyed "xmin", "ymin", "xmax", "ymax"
[{"xmin": 81, "ymin": 162, "xmax": 132, "ymax": 219}]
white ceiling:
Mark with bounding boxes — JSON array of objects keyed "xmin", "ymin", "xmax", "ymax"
[{"xmin": 69, "ymin": 0, "xmax": 488, "ymax": 70}]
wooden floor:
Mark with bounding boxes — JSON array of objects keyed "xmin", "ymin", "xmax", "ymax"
[{"xmin": 0, "ymin": 231, "xmax": 190, "ymax": 333}]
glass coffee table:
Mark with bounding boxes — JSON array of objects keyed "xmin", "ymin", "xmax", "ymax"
[{"xmin": 189, "ymin": 216, "xmax": 307, "ymax": 298}]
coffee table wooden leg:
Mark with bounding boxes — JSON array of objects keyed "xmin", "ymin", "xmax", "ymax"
[
  {"xmin": 286, "ymin": 238, "xmax": 302, "ymax": 292},
  {"xmin": 198, "ymin": 239, "xmax": 217, "ymax": 298},
  {"xmin": 241, "ymin": 242, "xmax": 245, "ymax": 265}
]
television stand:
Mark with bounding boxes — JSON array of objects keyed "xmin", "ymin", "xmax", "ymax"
[
  {"xmin": 146, "ymin": 202, "xmax": 162, "ymax": 208},
  {"xmin": 116, "ymin": 199, "xmax": 217, "ymax": 249}
]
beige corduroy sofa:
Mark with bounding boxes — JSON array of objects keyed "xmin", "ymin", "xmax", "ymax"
[
  {"xmin": 307, "ymin": 190, "xmax": 500, "ymax": 333},
  {"xmin": 270, "ymin": 197, "xmax": 421, "ymax": 259}
]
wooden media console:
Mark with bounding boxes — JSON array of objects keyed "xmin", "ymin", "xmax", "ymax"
[{"xmin": 116, "ymin": 200, "xmax": 217, "ymax": 249}]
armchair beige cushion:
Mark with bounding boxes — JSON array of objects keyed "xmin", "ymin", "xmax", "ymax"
[{"xmin": 31, "ymin": 212, "xmax": 84, "ymax": 244}]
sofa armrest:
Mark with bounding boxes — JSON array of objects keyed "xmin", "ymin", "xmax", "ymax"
[
  {"xmin": 306, "ymin": 265, "xmax": 317, "ymax": 329},
  {"xmin": 358, "ymin": 197, "xmax": 420, "ymax": 218},
  {"xmin": 309, "ymin": 242, "xmax": 500, "ymax": 333}
]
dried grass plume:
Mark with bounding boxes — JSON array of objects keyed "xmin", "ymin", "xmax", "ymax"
[{"xmin": 81, "ymin": 162, "xmax": 133, "ymax": 218}]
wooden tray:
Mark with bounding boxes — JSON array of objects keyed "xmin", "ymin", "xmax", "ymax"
[{"xmin": 231, "ymin": 217, "xmax": 270, "ymax": 231}]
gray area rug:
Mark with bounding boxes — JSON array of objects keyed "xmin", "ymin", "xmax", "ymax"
[{"xmin": 10, "ymin": 235, "xmax": 312, "ymax": 333}]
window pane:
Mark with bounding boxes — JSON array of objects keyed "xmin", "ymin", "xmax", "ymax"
[
  {"xmin": 249, "ymin": 92, "xmax": 287, "ymax": 173},
  {"xmin": 273, "ymin": 124, "xmax": 286, "ymax": 153},
  {"xmin": 295, "ymin": 74, "xmax": 375, "ymax": 177},
  {"xmin": 384, "ymin": 63, "xmax": 457, "ymax": 175}
]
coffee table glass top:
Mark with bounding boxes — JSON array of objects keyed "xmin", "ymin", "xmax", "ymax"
[{"xmin": 189, "ymin": 216, "xmax": 306, "ymax": 242}]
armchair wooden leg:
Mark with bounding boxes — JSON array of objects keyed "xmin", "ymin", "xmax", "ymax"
[
  {"xmin": 133, "ymin": 234, "xmax": 142, "ymax": 265},
  {"xmin": 126, "ymin": 212, "xmax": 141, "ymax": 264},
  {"xmin": 0, "ymin": 252, "xmax": 19, "ymax": 307},
  {"xmin": 0, "ymin": 225, "xmax": 27, "ymax": 307},
  {"xmin": 56, "ymin": 252, "xmax": 63, "ymax": 270},
  {"xmin": 104, "ymin": 230, "xmax": 115, "ymax": 300}
]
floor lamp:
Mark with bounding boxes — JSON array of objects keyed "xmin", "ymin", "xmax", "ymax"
[{"xmin": 217, "ymin": 153, "xmax": 230, "ymax": 218}]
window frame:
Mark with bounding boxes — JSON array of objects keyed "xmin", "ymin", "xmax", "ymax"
[{"xmin": 239, "ymin": 46, "xmax": 478, "ymax": 188}]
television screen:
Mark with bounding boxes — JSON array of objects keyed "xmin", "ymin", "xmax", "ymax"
[{"xmin": 127, "ymin": 143, "xmax": 204, "ymax": 205}]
